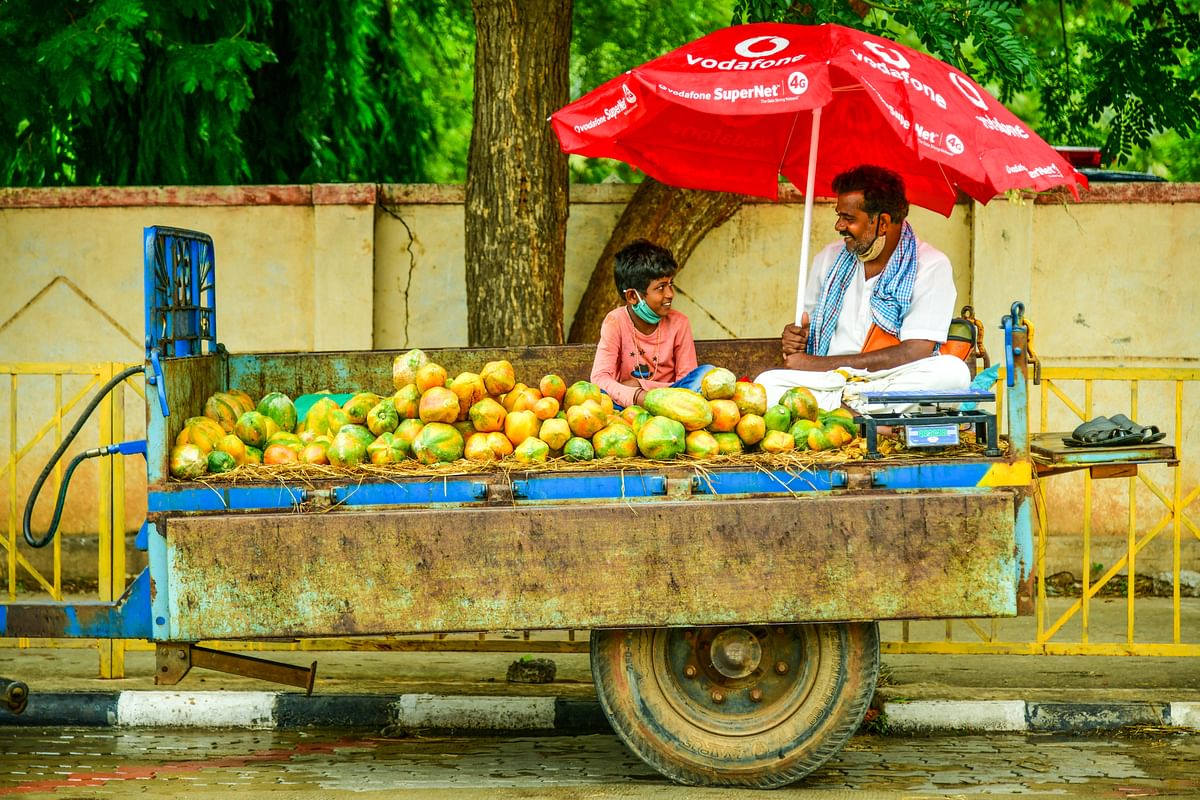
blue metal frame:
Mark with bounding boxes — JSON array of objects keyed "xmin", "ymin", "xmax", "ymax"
[
  {"xmin": 0, "ymin": 570, "xmax": 152, "ymax": 639},
  {"xmin": 143, "ymin": 226, "xmax": 217, "ymax": 359},
  {"xmin": 1002, "ymin": 302, "xmax": 1036, "ymax": 587},
  {"xmin": 143, "ymin": 457, "xmax": 1007, "ymax": 516}
]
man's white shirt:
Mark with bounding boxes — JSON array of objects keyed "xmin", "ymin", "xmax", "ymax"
[{"xmin": 802, "ymin": 238, "xmax": 957, "ymax": 355}]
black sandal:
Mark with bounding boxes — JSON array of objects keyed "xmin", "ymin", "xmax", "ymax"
[
  {"xmin": 1107, "ymin": 413, "xmax": 1167, "ymax": 444},
  {"xmin": 1062, "ymin": 416, "xmax": 1143, "ymax": 447}
]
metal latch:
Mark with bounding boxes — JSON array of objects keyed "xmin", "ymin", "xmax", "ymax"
[
  {"xmin": 486, "ymin": 483, "xmax": 515, "ymax": 503},
  {"xmin": 665, "ymin": 477, "xmax": 693, "ymax": 498},
  {"xmin": 833, "ymin": 469, "xmax": 877, "ymax": 491},
  {"xmin": 303, "ymin": 489, "xmax": 334, "ymax": 510}
]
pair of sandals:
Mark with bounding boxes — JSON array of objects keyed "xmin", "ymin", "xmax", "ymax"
[{"xmin": 1062, "ymin": 414, "xmax": 1167, "ymax": 447}]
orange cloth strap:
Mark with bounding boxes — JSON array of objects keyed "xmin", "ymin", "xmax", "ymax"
[
  {"xmin": 860, "ymin": 323, "xmax": 901, "ymax": 354},
  {"xmin": 860, "ymin": 321, "xmax": 975, "ymax": 361}
]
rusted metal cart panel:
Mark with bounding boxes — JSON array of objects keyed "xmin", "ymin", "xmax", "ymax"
[{"xmin": 163, "ymin": 490, "xmax": 1017, "ymax": 640}]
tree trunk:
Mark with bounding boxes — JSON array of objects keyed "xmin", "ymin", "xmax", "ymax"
[
  {"xmin": 567, "ymin": 179, "xmax": 745, "ymax": 343},
  {"xmin": 466, "ymin": 0, "xmax": 572, "ymax": 346}
]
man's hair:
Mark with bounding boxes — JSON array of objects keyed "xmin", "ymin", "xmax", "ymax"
[
  {"xmin": 831, "ymin": 165, "xmax": 910, "ymax": 223},
  {"xmin": 613, "ymin": 239, "xmax": 678, "ymax": 296}
]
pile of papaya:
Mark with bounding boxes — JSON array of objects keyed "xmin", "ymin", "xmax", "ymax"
[{"xmin": 168, "ymin": 348, "xmax": 859, "ymax": 479}]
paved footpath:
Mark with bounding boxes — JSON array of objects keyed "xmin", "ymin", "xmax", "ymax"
[
  {"xmin": 2, "ymin": 598, "xmax": 1197, "ymax": 734},
  {"xmin": 3, "ymin": 729, "xmax": 1200, "ymax": 798}
]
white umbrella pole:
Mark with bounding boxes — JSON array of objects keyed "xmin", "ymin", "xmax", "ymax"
[{"xmin": 795, "ymin": 106, "xmax": 822, "ymax": 326}]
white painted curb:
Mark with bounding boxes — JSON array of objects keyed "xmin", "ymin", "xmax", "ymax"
[
  {"xmin": 116, "ymin": 691, "xmax": 276, "ymax": 729},
  {"xmin": 1169, "ymin": 702, "xmax": 1200, "ymax": 729},
  {"xmin": 390, "ymin": 694, "xmax": 557, "ymax": 731},
  {"xmin": 884, "ymin": 700, "xmax": 1027, "ymax": 732}
]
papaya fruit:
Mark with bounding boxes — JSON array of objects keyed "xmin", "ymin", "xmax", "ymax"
[
  {"xmin": 258, "ymin": 392, "xmax": 298, "ymax": 433},
  {"xmin": 760, "ymin": 429, "xmax": 796, "ymax": 454},
  {"xmin": 412, "ymin": 422, "xmax": 464, "ymax": 464},
  {"xmin": 233, "ymin": 411, "xmax": 278, "ymax": 449},
  {"xmin": 637, "ymin": 415, "xmax": 687, "ymax": 460},
  {"xmin": 735, "ymin": 414, "xmax": 766, "ymax": 446},
  {"xmin": 464, "ymin": 432, "xmax": 497, "ymax": 461},
  {"xmin": 563, "ymin": 381, "xmax": 602, "ymax": 409},
  {"xmin": 780, "ymin": 387, "xmax": 819, "ymax": 423},
  {"xmin": 513, "ymin": 436, "xmax": 550, "ymax": 464},
  {"xmin": 563, "ymin": 437, "xmax": 594, "ymax": 461},
  {"xmin": 169, "ymin": 444, "xmax": 207, "ymax": 479},
  {"xmin": 469, "ymin": 397, "xmax": 507, "ymax": 433},
  {"xmin": 707, "ymin": 399, "xmax": 741, "ymax": 432},
  {"xmin": 713, "ymin": 432, "xmax": 744, "ymax": 455},
  {"xmin": 763, "ymin": 404, "xmax": 792, "ymax": 433},
  {"xmin": 539, "ymin": 417, "xmax": 571, "ymax": 451},
  {"xmin": 538, "ymin": 374, "xmax": 567, "ymax": 402},
  {"xmin": 593, "ymin": 422, "xmax": 638, "ymax": 459},
  {"xmin": 643, "ymin": 387, "xmax": 713, "ymax": 432},
  {"xmin": 367, "ymin": 400, "xmax": 400, "ymax": 436},
  {"xmin": 480, "ymin": 360, "xmax": 516, "ymax": 396},
  {"xmin": 206, "ymin": 450, "xmax": 237, "ymax": 474},
  {"xmin": 732, "ymin": 381, "xmax": 768, "ymax": 416},
  {"xmin": 392, "ymin": 348, "xmax": 429, "ymax": 390},
  {"xmin": 700, "ymin": 367, "xmax": 737, "ymax": 400},
  {"xmin": 685, "ymin": 430, "xmax": 720, "ymax": 458},
  {"xmin": 341, "ymin": 392, "xmax": 382, "ymax": 426}
]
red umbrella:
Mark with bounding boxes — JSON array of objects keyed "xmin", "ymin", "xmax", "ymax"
[{"xmin": 550, "ymin": 23, "xmax": 1087, "ymax": 319}]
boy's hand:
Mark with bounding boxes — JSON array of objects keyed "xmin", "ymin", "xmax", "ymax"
[{"xmin": 781, "ymin": 313, "xmax": 810, "ymax": 358}]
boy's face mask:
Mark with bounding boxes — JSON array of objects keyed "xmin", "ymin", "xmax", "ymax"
[{"xmin": 629, "ymin": 290, "xmax": 663, "ymax": 324}]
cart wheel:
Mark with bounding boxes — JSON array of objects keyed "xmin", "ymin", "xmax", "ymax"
[{"xmin": 591, "ymin": 621, "xmax": 879, "ymax": 788}]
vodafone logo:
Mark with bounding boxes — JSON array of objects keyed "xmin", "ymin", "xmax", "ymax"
[
  {"xmin": 949, "ymin": 72, "xmax": 988, "ymax": 111},
  {"xmin": 687, "ymin": 35, "xmax": 805, "ymax": 70},
  {"xmin": 862, "ymin": 40, "xmax": 911, "ymax": 71},
  {"xmin": 734, "ymin": 36, "xmax": 789, "ymax": 58}
]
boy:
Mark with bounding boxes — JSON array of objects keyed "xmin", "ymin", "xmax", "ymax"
[{"xmin": 590, "ymin": 240, "xmax": 712, "ymax": 409}]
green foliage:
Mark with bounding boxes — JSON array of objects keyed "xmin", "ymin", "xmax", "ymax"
[
  {"xmin": 567, "ymin": 0, "xmax": 735, "ymax": 183},
  {"xmin": 1155, "ymin": 132, "xmax": 1200, "ymax": 181},
  {"xmin": 394, "ymin": 1, "xmax": 475, "ymax": 184},
  {"xmin": 0, "ymin": 0, "xmax": 465, "ymax": 186},
  {"xmin": 1, "ymin": 0, "xmax": 274, "ymax": 185},
  {"xmin": 1025, "ymin": 0, "xmax": 1200, "ymax": 169},
  {"xmin": 8, "ymin": 0, "xmax": 1197, "ymax": 185}
]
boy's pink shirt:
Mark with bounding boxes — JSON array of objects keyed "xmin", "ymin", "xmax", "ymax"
[{"xmin": 590, "ymin": 306, "xmax": 698, "ymax": 408}]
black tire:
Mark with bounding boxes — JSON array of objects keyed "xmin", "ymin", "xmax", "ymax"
[{"xmin": 591, "ymin": 621, "xmax": 879, "ymax": 788}]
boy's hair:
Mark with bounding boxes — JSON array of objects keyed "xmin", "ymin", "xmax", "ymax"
[
  {"xmin": 831, "ymin": 164, "xmax": 910, "ymax": 223},
  {"xmin": 613, "ymin": 239, "xmax": 677, "ymax": 297}
]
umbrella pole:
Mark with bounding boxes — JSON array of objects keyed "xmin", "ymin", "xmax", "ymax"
[{"xmin": 795, "ymin": 107, "xmax": 822, "ymax": 326}]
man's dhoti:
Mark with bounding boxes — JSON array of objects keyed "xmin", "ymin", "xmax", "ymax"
[{"xmin": 756, "ymin": 355, "xmax": 972, "ymax": 414}]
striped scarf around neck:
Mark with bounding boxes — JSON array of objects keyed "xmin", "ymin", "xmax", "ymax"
[{"xmin": 807, "ymin": 220, "xmax": 919, "ymax": 357}]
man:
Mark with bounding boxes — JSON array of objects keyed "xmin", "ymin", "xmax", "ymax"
[{"xmin": 757, "ymin": 165, "xmax": 970, "ymax": 411}]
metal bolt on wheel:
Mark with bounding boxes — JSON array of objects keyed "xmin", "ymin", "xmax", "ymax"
[{"xmin": 590, "ymin": 621, "xmax": 880, "ymax": 788}]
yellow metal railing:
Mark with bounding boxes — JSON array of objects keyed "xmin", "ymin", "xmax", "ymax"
[
  {"xmin": 885, "ymin": 366, "xmax": 1198, "ymax": 656},
  {"xmin": 1, "ymin": 363, "xmax": 1196, "ymax": 677},
  {"xmin": 1, "ymin": 363, "xmax": 144, "ymax": 674}
]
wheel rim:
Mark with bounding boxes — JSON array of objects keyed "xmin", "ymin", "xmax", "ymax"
[{"xmin": 648, "ymin": 624, "xmax": 824, "ymax": 737}]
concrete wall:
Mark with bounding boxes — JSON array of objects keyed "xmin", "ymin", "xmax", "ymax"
[
  {"xmin": 369, "ymin": 184, "xmax": 972, "ymax": 348},
  {"xmin": 1, "ymin": 181, "xmax": 1196, "ymax": 578}
]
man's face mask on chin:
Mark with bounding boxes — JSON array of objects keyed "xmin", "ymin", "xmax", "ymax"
[
  {"xmin": 855, "ymin": 232, "xmax": 886, "ymax": 263},
  {"xmin": 854, "ymin": 217, "xmax": 886, "ymax": 263}
]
